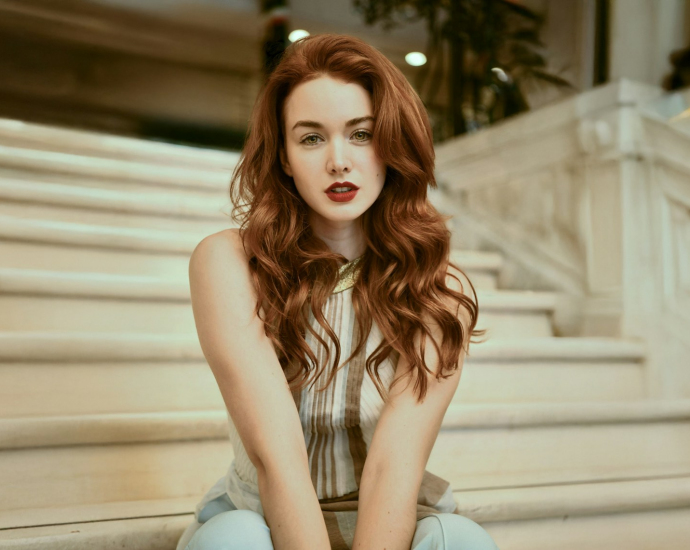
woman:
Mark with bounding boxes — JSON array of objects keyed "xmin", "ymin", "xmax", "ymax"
[{"xmin": 176, "ymin": 33, "xmax": 498, "ymax": 550}]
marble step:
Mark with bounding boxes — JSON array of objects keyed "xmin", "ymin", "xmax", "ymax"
[
  {"xmin": 1, "ymin": 476, "xmax": 689, "ymax": 549},
  {"xmin": 0, "ymin": 207, "xmax": 502, "ymax": 283},
  {"xmin": 0, "ymin": 332, "xmax": 645, "ymax": 363},
  {"xmin": 0, "ymin": 268, "xmax": 553, "ymax": 336},
  {"xmin": 0, "ymin": 296, "xmax": 551, "ymax": 337},
  {"xmin": 0, "ymin": 335, "xmax": 646, "ymax": 418},
  {"xmin": 0, "ymin": 400, "xmax": 688, "ymax": 516},
  {"xmin": 0, "ymin": 116, "xmax": 240, "ymax": 170},
  {"xmin": 0, "ymin": 214, "xmax": 502, "ymax": 265},
  {"xmin": 0, "ymin": 219, "xmax": 503, "ymax": 291},
  {"xmin": 0, "ymin": 202, "xmax": 232, "ymax": 243},
  {"xmin": 0, "ymin": 213, "xmax": 202, "ymax": 253},
  {"xmin": 469, "ymin": 475, "xmax": 690, "ymax": 550},
  {"xmin": 10, "ymin": 267, "xmax": 539, "ymax": 306},
  {"xmin": 0, "ymin": 144, "xmax": 231, "ymax": 192},
  {"xmin": 1, "ymin": 191, "xmax": 502, "ymax": 287},
  {"xmin": 0, "ymin": 177, "xmax": 232, "ymax": 222}
]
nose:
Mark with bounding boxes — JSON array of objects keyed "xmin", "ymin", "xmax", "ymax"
[{"xmin": 327, "ymin": 139, "xmax": 352, "ymax": 174}]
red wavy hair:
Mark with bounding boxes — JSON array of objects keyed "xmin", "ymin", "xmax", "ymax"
[{"xmin": 228, "ymin": 33, "xmax": 484, "ymax": 404}]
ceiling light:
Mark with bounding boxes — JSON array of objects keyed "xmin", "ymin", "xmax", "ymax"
[
  {"xmin": 289, "ymin": 29, "xmax": 310, "ymax": 42},
  {"xmin": 405, "ymin": 52, "xmax": 427, "ymax": 67}
]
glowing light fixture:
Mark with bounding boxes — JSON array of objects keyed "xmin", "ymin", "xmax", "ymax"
[
  {"xmin": 289, "ymin": 29, "xmax": 310, "ymax": 42},
  {"xmin": 491, "ymin": 67, "xmax": 509, "ymax": 82},
  {"xmin": 405, "ymin": 52, "xmax": 427, "ymax": 67}
]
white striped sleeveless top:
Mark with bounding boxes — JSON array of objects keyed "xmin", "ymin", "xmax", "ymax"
[
  {"xmin": 232, "ymin": 254, "xmax": 396, "ymax": 500},
  {"xmin": 194, "ymin": 255, "xmax": 456, "ymax": 521}
]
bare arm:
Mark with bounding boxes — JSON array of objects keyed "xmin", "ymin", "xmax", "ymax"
[
  {"xmin": 351, "ymin": 266, "xmax": 471, "ymax": 550},
  {"xmin": 189, "ymin": 229, "xmax": 330, "ymax": 550}
]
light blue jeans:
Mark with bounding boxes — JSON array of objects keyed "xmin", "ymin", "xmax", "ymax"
[{"xmin": 177, "ymin": 493, "xmax": 500, "ymax": 550}]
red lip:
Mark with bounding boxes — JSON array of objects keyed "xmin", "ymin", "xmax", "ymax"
[{"xmin": 326, "ymin": 181, "xmax": 359, "ymax": 192}]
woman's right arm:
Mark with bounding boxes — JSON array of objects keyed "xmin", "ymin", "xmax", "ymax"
[{"xmin": 188, "ymin": 229, "xmax": 331, "ymax": 550}]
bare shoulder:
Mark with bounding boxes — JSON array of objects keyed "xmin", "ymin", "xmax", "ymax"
[
  {"xmin": 189, "ymin": 228, "xmax": 247, "ymax": 277},
  {"xmin": 191, "ymin": 227, "xmax": 241, "ymax": 257},
  {"xmin": 188, "ymin": 228, "xmax": 260, "ymax": 320}
]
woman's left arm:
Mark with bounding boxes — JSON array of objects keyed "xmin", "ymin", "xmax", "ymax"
[{"xmin": 351, "ymin": 267, "xmax": 472, "ymax": 550}]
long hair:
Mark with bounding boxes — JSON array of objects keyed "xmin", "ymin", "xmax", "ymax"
[{"xmin": 228, "ymin": 33, "xmax": 485, "ymax": 404}]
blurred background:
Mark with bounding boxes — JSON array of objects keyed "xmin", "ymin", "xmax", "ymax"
[
  {"xmin": 4, "ymin": 0, "xmax": 688, "ymax": 148},
  {"xmin": 1, "ymin": 1, "xmax": 690, "ymax": 549}
]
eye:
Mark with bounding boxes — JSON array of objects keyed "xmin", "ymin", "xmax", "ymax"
[
  {"xmin": 353, "ymin": 130, "xmax": 372, "ymax": 142},
  {"xmin": 300, "ymin": 134, "xmax": 321, "ymax": 146},
  {"xmin": 299, "ymin": 129, "xmax": 373, "ymax": 146}
]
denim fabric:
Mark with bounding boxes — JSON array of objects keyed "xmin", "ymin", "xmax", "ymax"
[
  {"xmin": 176, "ymin": 493, "xmax": 500, "ymax": 550},
  {"xmin": 411, "ymin": 513, "xmax": 500, "ymax": 550}
]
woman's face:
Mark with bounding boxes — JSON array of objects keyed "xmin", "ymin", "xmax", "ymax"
[{"xmin": 280, "ymin": 75, "xmax": 386, "ymax": 230}]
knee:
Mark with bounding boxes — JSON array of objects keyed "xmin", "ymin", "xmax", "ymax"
[
  {"xmin": 413, "ymin": 514, "xmax": 499, "ymax": 550},
  {"xmin": 435, "ymin": 513, "xmax": 499, "ymax": 550},
  {"xmin": 185, "ymin": 509, "xmax": 273, "ymax": 550}
]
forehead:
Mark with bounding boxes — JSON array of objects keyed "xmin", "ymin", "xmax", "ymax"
[{"xmin": 284, "ymin": 76, "xmax": 373, "ymax": 125}]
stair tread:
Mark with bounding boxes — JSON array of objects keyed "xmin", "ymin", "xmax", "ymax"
[
  {"xmin": 0, "ymin": 495, "xmax": 196, "ymax": 533},
  {"xmin": 456, "ymin": 474, "xmax": 690, "ymax": 522},
  {"xmin": 449, "ymin": 249, "xmax": 504, "ymax": 268},
  {"xmin": 3, "ymin": 399, "xmax": 688, "ymax": 450},
  {"xmin": 0, "ymin": 267, "xmax": 555, "ymax": 308},
  {"xmin": 0, "ymin": 332, "xmax": 646, "ymax": 362},
  {"xmin": 0, "ymin": 215, "xmax": 507, "ymax": 267},
  {"xmin": 2, "ymin": 474, "xmax": 689, "ymax": 535},
  {"xmin": 0, "ymin": 177, "xmax": 229, "ymax": 219},
  {"xmin": 0, "ymin": 144, "xmax": 231, "ymax": 191},
  {"xmin": 0, "ymin": 116, "xmax": 240, "ymax": 169},
  {"xmin": 0, "ymin": 213, "xmax": 201, "ymax": 253}
]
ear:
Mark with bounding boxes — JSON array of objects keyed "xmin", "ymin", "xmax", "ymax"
[{"xmin": 279, "ymin": 146, "xmax": 293, "ymax": 177}]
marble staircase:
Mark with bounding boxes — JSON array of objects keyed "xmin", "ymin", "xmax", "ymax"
[{"xmin": 0, "ymin": 117, "xmax": 688, "ymax": 549}]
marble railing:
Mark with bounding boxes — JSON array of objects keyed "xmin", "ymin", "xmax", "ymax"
[
  {"xmin": 635, "ymin": 92, "xmax": 690, "ymax": 399},
  {"xmin": 431, "ymin": 79, "xmax": 690, "ymax": 399}
]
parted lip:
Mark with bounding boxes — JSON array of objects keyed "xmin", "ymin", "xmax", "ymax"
[{"xmin": 326, "ymin": 181, "xmax": 359, "ymax": 192}]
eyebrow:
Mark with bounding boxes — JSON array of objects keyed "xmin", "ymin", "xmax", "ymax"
[{"xmin": 291, "ymin": 116, "xmax": 375, "ymax": 132}]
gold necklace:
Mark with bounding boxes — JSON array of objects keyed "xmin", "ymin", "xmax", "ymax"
[{"xmin": 333, "ymin": 254, "xmax": 364, "ymax": 294}]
